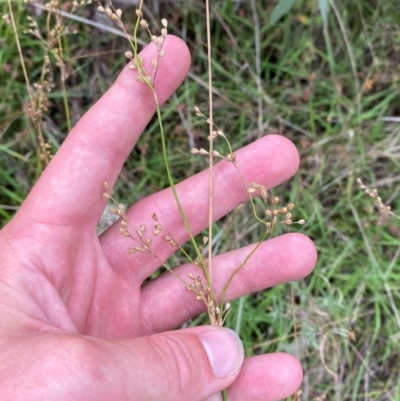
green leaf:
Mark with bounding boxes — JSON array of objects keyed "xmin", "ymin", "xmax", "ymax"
[
  {"xmin": 318, "ymin": 0, "xmax": 330, "ymax": 32},
  {"xmin": 269, "ymin": 0, "xmax": 299, "ymax": 27}
]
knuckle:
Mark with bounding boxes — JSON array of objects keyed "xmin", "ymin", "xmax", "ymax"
[{"xmin": 148, "ymin": 333, "xmax": 200, "ymax": 397}]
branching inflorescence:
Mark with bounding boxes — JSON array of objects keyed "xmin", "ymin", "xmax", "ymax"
[{"xmin": 99, "ymin": 0, "xmax": 305, "ymax": 329}]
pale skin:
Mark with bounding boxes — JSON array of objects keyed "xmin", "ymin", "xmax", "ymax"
[{"xmin": 0, "ymin": 36, "xmax": 317, "ymax": 400}]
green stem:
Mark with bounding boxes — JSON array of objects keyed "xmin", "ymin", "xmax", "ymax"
[
  {"xmin": 233, "ymin": 163, "xmax": 267, "ymax": 225},
  {"xmin": 221, "ymin": 233, "xmax": 267, "ymax": 306},
  {"xmin": 155, "ymin": 105, "xmax": 210, "ymax": 284},
  {"xmin": 58, "ymin": 35, "xmax": 71, "ymax": 132}
]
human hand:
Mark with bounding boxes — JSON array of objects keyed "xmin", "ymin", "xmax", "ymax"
[{"xmin": 0, "ymin": 36, "xmax": 317, "ymax": 401}]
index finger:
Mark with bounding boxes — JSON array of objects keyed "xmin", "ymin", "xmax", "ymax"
[{"xmin": 16, "ymin": 36, "xmax": 191, "ymax": 228}]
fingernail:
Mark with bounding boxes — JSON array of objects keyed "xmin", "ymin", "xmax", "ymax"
[{"xmin": 200, "ymin": 328, "xmax": 244, "ymax": 378}]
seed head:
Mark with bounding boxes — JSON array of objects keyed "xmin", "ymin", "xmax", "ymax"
[
  {"xmin": 272, "ymin": 196, "xmax": 280, "ymax": 205},
  {"xmin": 193, "ymin": 106, "xmax": 202, "ymax": 116},
  {"xmin": 226, "ymin": 153, "xmax": 236, "ymax": 162},
  {"xmin": 140, "ymin": 19, "xmax": 148, "ymax": 29}
]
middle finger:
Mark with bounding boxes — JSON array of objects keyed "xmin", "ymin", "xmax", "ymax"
[{"xmin": 100, "ymin": 134, "xmax": 299, "ymax": 283}]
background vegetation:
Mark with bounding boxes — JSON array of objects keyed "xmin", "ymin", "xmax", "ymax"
[{"xmin": 1, "ymin": 0, "xmax": 400, "ymax": 399}]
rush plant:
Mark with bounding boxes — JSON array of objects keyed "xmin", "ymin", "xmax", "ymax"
[{"xmin": 97, "ymin": 0, "xmax": 305, "ymax": 332}]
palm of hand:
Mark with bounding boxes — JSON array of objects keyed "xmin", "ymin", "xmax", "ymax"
[{"xmin": 0, "ymin": 37, "xmax": 316, "ymax": 401}]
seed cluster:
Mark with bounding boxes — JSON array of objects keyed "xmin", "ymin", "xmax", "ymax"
[
  {"xmin": 186, "ymin": 273, "xmax": 231, "ymax": 327},
  {"xmin": 151, "ymin": 213, "xmax": 179, "ymax": 247},
  {"xmin": 95, "ymin": 0, "xmax": 168, "ymax": 100},
  {"xmin": 191, "ymin": 106, "xmax": 236, "ymax": 163},
  {"xmin": 22, "ymin": 0, "xmax": 87, "ymax": 165},
  {"xmin": 357, "ymin": 178, "xmax": 399, "ymax": 219},
  {"xmin": 102, "ymin": 183, "xmax": 154, "ymax": 254},
  {"xmin": 94, "ymin": 0, "xmax": 124, "ymax": 28},
  {"xmin": 191, "ymin": 107, "xmax": 305, "ymax": 235},
  {"xmin": 248, "ymin": 182, "xmax": 305, "ymax": 233}
]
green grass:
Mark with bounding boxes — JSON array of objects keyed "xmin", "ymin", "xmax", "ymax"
[{"xmin": 1, "ymin": 0, "xmax": 400, "ymax": 399}]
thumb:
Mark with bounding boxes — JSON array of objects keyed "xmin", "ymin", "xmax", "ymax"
[{"xmin": 111, "ymin": 327, "xmax": 244, "ymax": 401}]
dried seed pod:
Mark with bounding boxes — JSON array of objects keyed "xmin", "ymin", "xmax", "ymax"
[
  {"xmin": 226, "ymin": 153, "xmax": 236, "ymax": 162},
  {"xmin": 193, "ymin": 106, "xmax": 202, "ymax": 116},
  {"xmin": 125, "ymin": 51, "xmax": 133, "ymax": 59},
  {"xmin": 272, "ymin": 196, "xmax": 280, "ymax": 204}
]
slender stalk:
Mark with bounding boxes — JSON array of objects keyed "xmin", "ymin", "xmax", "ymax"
[
  {"xmin": 155, "ymin": 105, "xmax": 210, "ymax": 283},
  {"xmin": 57, "ymin": 35, "xmax": 72, "ymax": 132},
  {"xmin": 205, "ymin": 0, "xmax": 214, "ymax": 290},
  {"xmin": 222, "ymin": 233, "xmax": 267, "ymax": 306}
]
